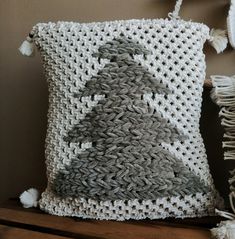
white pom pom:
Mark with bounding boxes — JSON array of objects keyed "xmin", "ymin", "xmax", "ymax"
[
  {"xmin": 209, "ymin": 29, "xmax": 228, "ymax": 54},
  {"xmin": 19, "ymin": 188, "xmax": 39, "ymax": 208},
  {"xmin": 211, "ymin": 220, "xmax": 235, "ymax": 239},
  {"xmin": 18, "ymin": 36, "xmax": 35, "ymax": 57}
]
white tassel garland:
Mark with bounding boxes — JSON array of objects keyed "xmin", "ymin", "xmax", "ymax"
[
  {"xmin": 209, "ymin": 29, "xmax": 228, "ymax": 54},
  {"xmin": 210, "ymin": 75, "xmax": 235, "ymax": 239},
  {"xmin": 19, "ymin": 35, "xmax": 35, "ymax": 57},
  {"xmin": 19, "ymin": 188, "xmax": 39, "ymax": 208},
  {"xmin": 211, "ymin": 75, "xmax": 235, "ymax": 162}
]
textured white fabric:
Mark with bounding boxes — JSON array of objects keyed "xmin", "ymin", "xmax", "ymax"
[{"xmin": 30, "ymin": 16, "xmax": 223, "ymax": 220}]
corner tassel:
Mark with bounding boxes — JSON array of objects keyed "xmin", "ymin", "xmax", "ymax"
[
  {"xmin": 211, "ymin": 206, "xmax": 235, "ymax": 239},
  {"xmin": 209, "ymin": 29, "xmax": 228, "ymax": 54},
  {"xmin": 19, "ymin": 35, "xmax": 35, "ymax": 57},
  {"xmin": 211, "ymin": 219, "xmax": 235, "ymax": 239},
  {"xmin": 19, "ymin": 188, "xmax": 39, "ymax": 208}
]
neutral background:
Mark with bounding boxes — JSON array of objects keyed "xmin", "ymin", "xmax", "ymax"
[{"xmin": 0, "ymin": 0, "xmax": 234, "ymax": 205}]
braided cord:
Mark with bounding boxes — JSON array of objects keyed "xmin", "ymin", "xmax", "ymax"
[{"xmin": 168, "ymin": 0, "xmax": 183, "ymax": 19}]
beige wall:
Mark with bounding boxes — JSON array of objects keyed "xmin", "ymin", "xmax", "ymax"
[{"xmin": 0, "ymin": 0, "xmax": 234, "ymax": 204}]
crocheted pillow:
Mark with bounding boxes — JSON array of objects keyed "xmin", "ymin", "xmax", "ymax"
[{"xmin": 20, "ymin": 3, "xmax": 224, "ymax": 220}]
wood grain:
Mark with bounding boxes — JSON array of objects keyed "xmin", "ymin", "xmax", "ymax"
[
  {"xmin": 0, "ymin": 205, "xmax": 212, "ymax": 239},
  {"xmin": 0, "ymin": 225, "xmax": 71, "ymax": 239}
]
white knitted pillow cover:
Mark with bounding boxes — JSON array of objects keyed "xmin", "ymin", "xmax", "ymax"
[{"xmin": 22, "ymin": 1, "xmax": 223, "ymax": 220}]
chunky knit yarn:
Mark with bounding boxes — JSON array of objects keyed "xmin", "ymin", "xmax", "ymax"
[
  {"xmin": 52, "ymin": 37, "xmax": 207, "ymax": 201},
  {"xmin": 30, "ymin": 2, "xmax": 222, "ymax": 220}
]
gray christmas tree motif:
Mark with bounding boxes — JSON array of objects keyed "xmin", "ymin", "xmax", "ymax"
[{"xmin": 52, "ymin": 38, "xmax": 208, "ymax": 200}]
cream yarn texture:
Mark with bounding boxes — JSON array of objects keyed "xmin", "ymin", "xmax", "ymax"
[{"xmin": 29, "ymin": 3, "xmax": 222, "ymax": 220}]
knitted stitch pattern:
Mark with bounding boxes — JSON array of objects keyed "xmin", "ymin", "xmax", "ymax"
[{"xmin": 32, "ymin": 18, "xmax": 222, "ymax": 220}]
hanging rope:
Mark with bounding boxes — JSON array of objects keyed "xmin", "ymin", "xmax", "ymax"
[{"xmin": 168, "ymin": 0, "xmax": 183, "ymax": 19}]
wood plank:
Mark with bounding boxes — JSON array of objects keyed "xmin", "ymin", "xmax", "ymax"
[
  {"xmin": 0, "ymin": 207, "xmax": 211, "ymax": 239},
  {"xmin": 0, "ymin": 225, "xmax": 72, "ymax": 239},
  {"xmin": 1, "ymin": 199, "xmax": 222, "ymax": 228}
]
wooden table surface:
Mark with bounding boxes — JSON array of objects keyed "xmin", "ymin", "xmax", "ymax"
[{"xmin": 0, "ymin": 199, "xmax": 221, "ymax": 239}]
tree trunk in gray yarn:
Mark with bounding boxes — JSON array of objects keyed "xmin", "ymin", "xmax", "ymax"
[{"xmin": 52, "ymin": 38, "xmax": 208, "ymax": 200}]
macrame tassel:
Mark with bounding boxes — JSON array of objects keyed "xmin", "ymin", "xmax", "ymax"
[
  {"xmin": 19, "ymin": 188, "xmax": 39, "ymax": 208},
  {"xmin": 19, "ymin": 35, "xmax": 35, "ymax": 57},
  {"xmin": 210, "ymin": 75, "xmax": 235, "ymax": 106},
  {"xmin": 209, "ymin": 29, "xmax": 228, "ymax": 54}
]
